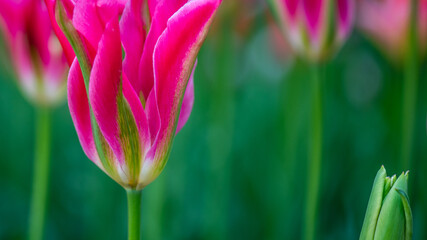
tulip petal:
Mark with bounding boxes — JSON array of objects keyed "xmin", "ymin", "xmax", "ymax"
[
  {"xmin": 148, "ymin": 0, "xmax": 159, "ymax": 19},
  {"xmin": 145, "ymin": 89, "xmax": 160, "ymax": 144},
  {"xmin": 337, "ymin": 0, "xmax": 352, "ymax": 40},
  {"xmin": 97, "ymin": 0, "xmax": 127, "ymax": 24},
  {"xmin": 0, "ymin": 0, "xmax": 28, "ymax": 39},
  {"xmin": 120, "ymin": 74, "xmax": 151, "ymax": 185},
  {"xmin": 302, "ymin": 0, "xmax": 323, "ymax": 40},
  {"xmin": 283, "ymin": 0, "xmax": 299, "ymax": 22},
  {"xmin": 89, "ymin": 16, "xmax": 124, "ymax": 165},
  {"xmin": 69, "ymin": 59, "xmax": 121, "ymax": 182},
  {"xmin": 28, "ymin": 0, "xmax": 51, "ymax": 66},
  {"xmin": 149, "ymin": 0, "xmax": 220, "ymax": 163},
  {"xmin": 72, "ymin": 0, "xmax": 105, "ymax": 50},
  {"xmin": 68, "ymin": 58, "xmax": 100, "ymax": 165},
  {"xmin": 137, "ymin": 0, "xmax": 187, "ymax": 98},
  {"xmin": 120, "ymin": 0, "xmax": 146, "ymax": 90},
  {"xmin": 176, "ymin": 63, "xmax": 196, "ymax": 133},
  {"xmin": 44, "ymin": 0, "xmax": 75, "ymax": 65}
]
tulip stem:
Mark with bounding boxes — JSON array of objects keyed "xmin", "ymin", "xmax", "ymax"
[
  {"xmin": 400, "ymin": 0, "xmax": 418, "ymax": 170},
  {"xmin": 304, "ymin": 63, "xmax": 322, "ymax": 240},
  {"xmin": 127, "ymin": 189, "xmax": 142, "ymax": 240},
  {"xmin": 28, "ymin": 106, "xmax": 51, "ymax": 240}
]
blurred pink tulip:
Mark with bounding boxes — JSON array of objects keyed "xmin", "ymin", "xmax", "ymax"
[
  {"xmin": 270, "ymin": 0, "xmax": 354, "ymax": 61},
  {"xmin": 46, "ymin": 0, "xmax": 221, "ymax": 189},
  {"xmin": 0, "ymin": 0, "xmax": 68, "ymax": 105},
  {"xmin": 358, "ymin": 0, "xmax": 427, "ymax": 61}
]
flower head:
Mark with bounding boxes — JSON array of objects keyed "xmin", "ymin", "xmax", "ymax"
[
  {"xmin": 47, "ymin": 0, "xmax": 221, "ymax": 189},
  {"xmin": 358, "ymin": 0, "xmax": 427, "ymax": 61},
  {"xmin": 0, "ymin": 0, "xmax": 68, "ymax": 105},
  {"xmin": 270, "ymin": 0, "xmax": 354, "ymax": 61},
  {"xmin": 359, "ymin": 166, "xmax": 412, "ymax": 240}
]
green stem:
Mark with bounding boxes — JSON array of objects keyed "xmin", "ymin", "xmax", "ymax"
[
  {"xmin": 28, "ymin": 107, "xmax": 51, "ymax": 240},
  {"xmin": 144, "ymin": 177, "xmax": 164, "ymax": 240},
  {"xmin": 401, "ymin": 0, "xmax": 418, "ymax": 170},
  {"xmin": 304, "ymin": 63, "xmax": 322, "ymax": 240},
  {"xmin": 127, "ymin": 189, "xmax": 142, "ymax": 240}
]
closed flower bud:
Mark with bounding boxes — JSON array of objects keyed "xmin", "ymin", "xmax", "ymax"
[{"xmin": 359, "ymin": 166, "xmax": 412, "ymax": 240}]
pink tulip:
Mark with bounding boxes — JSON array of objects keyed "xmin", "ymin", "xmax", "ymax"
[
  {"xmin": 270, "ymin": 0, "xmax": 354, "ymax": 61},
  {"xmin": 358, "ymin": 0, "xmax": 427, "ymax": 61},
  {"xmin": 46, "ymin": 0, "xmax": 221, "ymax": 189},
  {"xmin": 0, "ymin": 0, "xmax": 68, "ymax": 105}
]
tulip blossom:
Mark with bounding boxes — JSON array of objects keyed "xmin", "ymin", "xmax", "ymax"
[
  {"xmin": 269, "ymin": 0, "xmax": 354, "ymax": 61},
  {"xmin": 46, "ymin": 0, "xmax": 221, "ymax": 190},
  {"xmin": 0, "ymin": 0, "xmax": 68, "ymax": 105},
  {"xmin": 358, "ymin": 0, "xmax": 427, "ymax": 61},
  {"xmin": 359, "ymin": 166, "xmax": 412, "ymax": 240}
]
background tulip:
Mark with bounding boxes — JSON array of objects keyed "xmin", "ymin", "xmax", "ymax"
[
  {"xmin": 359, "ymin": 0, "xmax": 425, "ymax": 177},
  {"xmin": 269, "ymin": 1, "xmax": 354, "ymax": 240},
  {"xmin": 358, "ymin": 0, "xmax": 427, "ymax": 61},
  {"xmin": 269, "ymin": 0, "xmax": 354, "ymax": 61},
  {"xmin": 0, "ymin": 0, "xmax": 68, "ymax": 106},
  {"xmin": 47, "ymin": 0, "xmax": 221, "ymax": 238},
  {"xmin": 0, "ymin": 1, "xmax": 69, "ymax": 240},
  {"xmin": 360, "ymin": 166, "xmax": 412, "ymax": 240},
  {"xmin": 269, "ymin": 0, "xmax": 355, "ymax": 239}
]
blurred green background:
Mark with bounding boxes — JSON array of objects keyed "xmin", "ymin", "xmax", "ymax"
[{"xmin": 0, "ymin": 1, "xmax": 426, "ymax": 239}]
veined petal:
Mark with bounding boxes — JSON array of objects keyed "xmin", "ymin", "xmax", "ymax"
[
  {"xmin": 122, "ymin": 74, "xmax": 150, "ymax": 150},
  {"xmin": 148, "ymin": 0, "xmax": 221, "ymax": 168},
  {"xmin": 120, "ymin": 0, "xmax": 146, "ymax": 91},
  {"xmin": 89, "ymin": 16, "xmax": 124, "ymax": 165},
  {"xmin": 145, "ymin": 89, "xmax": 160, "ymax": 144},
  {"xmin": 73, "ymin": 0, "xmax": 105, "ymax": 50},
  {"xmin": 176, "ymin": 62, "xmax": 196, "ymax": 134},
  {"xmin": 120, "ymin": 74, "xmax": 150, "ymax": 187},
  {"xmin": 45, "ymin": 0, "xmax": 75, "ymax": 64},
  {"xmin": 148, "ymin": 0, "xmax": 159, "ymax": 19},
  {"xmin": 97, "ymin": 0, "xmax": 127, "ymax": 24},
  {"xmin": 68, "ymin": 58, "xmax": 100, "ymax": 165},
  {"xmin": 137, "ymin": 0, "xmax": 187, "ymax": 98}
]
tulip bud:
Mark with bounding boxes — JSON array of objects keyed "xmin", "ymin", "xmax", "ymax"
[
  {"xmin": 359, "ymin": 166, "xmax": 412, "ymax": 240},
  {"xmin": 269, "ymin": 0, "xmax": 354, "ymax": 61}
]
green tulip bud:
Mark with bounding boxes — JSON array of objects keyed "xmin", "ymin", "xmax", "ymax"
[{"xmin": 359, "ymin": 166, "xmax": 412, "ymax": 240}]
